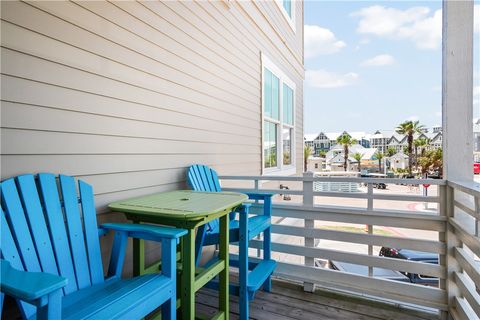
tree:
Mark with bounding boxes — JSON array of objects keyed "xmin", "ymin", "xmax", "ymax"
[
  {"xmin": 352, "ymin": 153, "xmax": 363, "ymax": 172},
  {"xmin": 318, "ymin": 150, "xmax": 327, "ymax": 158},
  {"xmin": 374, "ymin": 151, "xmax": 384, "ymax": 173},
  {"xmin": 413, "ymin": 138, "xmax": 429, "ymax": 171},
  {"xmin": 304, "ymin": 145, "xmax": 312, "ymax": 172},
  {"xmin": 395, "ymin": 121, "xmax": 425, "ymax": 174},
  {"xmin": 418, "ymin": 148, "xmax": 443, "ymax": 176},
  {"xmin": 386, "ymin": 147, "xmax": 397, "ymax": 157},
  {"xmin": 336, "ymin": 134, "xmax": 357, "ymax": 171}
]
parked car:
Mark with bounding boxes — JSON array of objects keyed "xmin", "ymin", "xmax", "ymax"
[
  {"xmin": 474, "ymin": 163, "xmax": 480, "ymax": 174},
  {"xmin": 361, "ymin": 173, "xmax": 387, "ymax": 189},
  {"xmin": 328, "ymin": 260, "xmax": 410, "ymax": 282},
  {"xmin": 379, "ymin": 247, "xmax": 438, "ymax": 286}
]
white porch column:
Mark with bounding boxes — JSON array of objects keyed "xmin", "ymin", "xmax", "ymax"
[
  {"xmin": 442, "ymin": 0, "xmax": 474, "ymax": 181},
  {"xmin": 442, "ymin": 2, "xmax": 474, "ymax": 318}
]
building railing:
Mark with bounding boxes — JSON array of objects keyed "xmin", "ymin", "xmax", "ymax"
[{"xmin": 218, "ymin": 173, "xmax": 480, "ymax": 318}]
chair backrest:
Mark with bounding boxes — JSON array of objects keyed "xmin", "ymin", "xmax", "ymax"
[
  {"xmin": 187, "ymin": 165, "xmax": 221, "ymax": 193},
  {"xmin": 0, "ymin": 174, "xmax": 104, "ymax": 318},
  {"xmin": 187, "ymin": 165, "xmax": 223, "ymax": 232}
]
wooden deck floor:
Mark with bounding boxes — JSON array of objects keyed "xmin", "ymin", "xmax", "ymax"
[{"xmin": 195, "ymin": 278, "xmax": 439, "ymax": 320}]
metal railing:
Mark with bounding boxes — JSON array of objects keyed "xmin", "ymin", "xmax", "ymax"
[{"xmin": 219, "ymin": 173, "xmax": 452, "ymax": 315}]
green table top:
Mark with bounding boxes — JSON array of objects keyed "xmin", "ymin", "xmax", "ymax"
[{"xmin": 108, "ymin": 190, "xmax": 247, "ymax": 220}]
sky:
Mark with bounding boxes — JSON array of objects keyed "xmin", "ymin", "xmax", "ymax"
[{"xmin": 303, "ymin": 1, "xmax": 480, "ymax": 134}]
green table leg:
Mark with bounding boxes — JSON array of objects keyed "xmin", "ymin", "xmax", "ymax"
[
  {"xmin": 219, "ymin": 214, "xmax": 230, "ymax": 320},
  {"xmin": 181, "ymin": 230, "xmax": 195, "ymax": 320},
  {"xmin": 133, "ymin": 238, "xmax": 145, "ymax": 276}
]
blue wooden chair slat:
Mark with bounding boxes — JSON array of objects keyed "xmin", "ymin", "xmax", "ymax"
[
  {"xmin": 59, "ymin": 175, "xmax": 92, "ymax": 289},
  {"xmin": 1, "ymin": 173, "xmax": 184, "ymax": 320},
  {"xmin": 187, "ymin": 165, "xmax": 277, "ymax": 320},
  {"xmin": 16, "ymin": 175, "xmax": 59, "ymax": 277},
  {"xmin": 0, "ymin": 210, "xmax": 37, "ymax": 319},
  {"xmin": 37, "ymin": 173, "xmax": 78, "ymax": 294},
  {"xmin": 78, "ymin": 180, "xmax": 104, "ymax": 285},
  {"xmin": 0, "ymin": 179, "xmax": 41, "ymax": 273}
]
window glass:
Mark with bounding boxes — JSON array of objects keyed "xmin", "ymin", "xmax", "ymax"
[
  {"xmin": 283, "ymin": 0, "xmax": 292, "ymax": 17},
  {"xmin": 264, "ymin": 68, "xmax": 280, "ymax": 120},
  {"xmin": 283, "ymin": 127, "xmax": 292, "ymax": 165},
  {"xmin": 264, "ymin": 121, "xmax": 277, "ymax": 168},
  {"xmin": 283, "ymin": 84, "xmax": 294, "ymax": 125}
]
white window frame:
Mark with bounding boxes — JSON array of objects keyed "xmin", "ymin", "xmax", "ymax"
[
  {"xmin": 274, "ymin": 0, "xmax": 296, "ymax": 33},
  {"xmin": 261, "ymin": 53, "xmax": 296, "ymax": 176}
]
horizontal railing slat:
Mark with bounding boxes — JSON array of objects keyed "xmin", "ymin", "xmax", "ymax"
[
  {"xmin": 232, "ymin": 254, "xmax": 447, "ymax": 310},
  {"xmin": 249, "ymin": 204, "xmax": 446, "ymax": 231},
  {"xmin": 454, "ymin": 200, "xmax": 479, "ymax": 219},
  {"xmin": 449, "ymin": 218, "xmax": 480, "ymax": 257},
  {"xmin": 244, "ymin": 240, "xmax": 445, "ymax": 278},
  {"xmin": 453, "ymin": 271, "xmax": 480, "ymax": 318},
  {"xmin": 271, "ymin": 224, "xmax": 446, "ymax": 254},
  {"xmin": 454, "ymin": 296, "xmax": 478, "ymax": 320},
  {"xmin": 455, "ymin": 247, "xmax": 480, "ymax": 286},
  {"xmin": 219, "ymin": 175, "xmax": 446, "ymax": 185}
]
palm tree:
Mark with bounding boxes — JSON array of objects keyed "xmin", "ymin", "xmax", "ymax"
[
  {"xmin": 374, "ymin": 151, "xmax": 384, "ymax": 173},
  {"xmin": 304, "ymin": 145, "xmax": 312, "ymax": 172},
  {"xmin": 336, "ymin": 134, "xmax": 357, "ymax": 171},
  {"xmin": 352, "ymin": 153, "xmax": 363, "ymax": 172},
  {"xmin": 395, "ymin": 121, "xmax": 425, "ymax": 174},
  {"xmin": 413, "ymin": 138, "xmax": 429, "ymax": 171},
  {"xmin": 318, "ymin": 150, "xmax": 327, "ymax": 158},
  {"xmin": 386, "ymin": 146, "xmax": 396, "ymax": 157}
]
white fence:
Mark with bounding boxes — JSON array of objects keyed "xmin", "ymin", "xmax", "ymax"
[{"xmin": 218, "ymin": 173, "xmax": 480, "ymax": 318}]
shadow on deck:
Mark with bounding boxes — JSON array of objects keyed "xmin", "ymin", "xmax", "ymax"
[{"xmin": 195, "ymin": 277, "xmax": 439, "ymax": 320}]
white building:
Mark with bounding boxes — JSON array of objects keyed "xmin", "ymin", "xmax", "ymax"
[{"xmin": 388, "ymin": 152, "xmax": 409, "ymax": 170}]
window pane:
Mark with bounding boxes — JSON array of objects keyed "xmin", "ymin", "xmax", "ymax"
[
  {"xmin": 271, "ymin": 73, "xmax": 280, "ymax": 120},
  {"xmin": 283, "ymin": 127, "xmax": 292, "ymax": 165},
  {"xmin": 283, "ymin": 84, "xmax": 294, "ymax": 125},
  {"xmin": 283, "ymin": 0, "xmax": 292, "ymax": 17},
  {"xmin": 264, "ymin": 68, "xmax": 272, "ymax": 118},
  {"xmin": 264, "ymin": 121, "xmax": 277, "ymax": 168}
]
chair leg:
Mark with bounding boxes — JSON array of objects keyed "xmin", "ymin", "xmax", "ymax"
[
  {"xmin": 161, "ymin": 296, "xmax": 176, "ymax": 320},
  {"xmin": 239, "ymin": 205, "xmax": 249, "ymax": 320},
  {"xmin": 36, "ymin": 289, "xmax": 62, "ymax": 320},
  {"xmin": 263, "ymin": 197, "xmax": 273, "ymax": 293}
]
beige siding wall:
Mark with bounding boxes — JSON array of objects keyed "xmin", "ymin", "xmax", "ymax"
[{"xmin": 1, "ymin": 0, "xmax": 304, "ymax": 215}]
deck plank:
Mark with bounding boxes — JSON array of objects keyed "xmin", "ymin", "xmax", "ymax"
[{"xmin": 196, "ymin": 277, "xmax": 439, "ymax": 320}]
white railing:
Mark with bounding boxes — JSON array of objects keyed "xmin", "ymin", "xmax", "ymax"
[
  {"xmin": 445, "ymin": 180, "xmax": 480, "ymax": 320},
  {"xmin": 219, "ymin": 173, "xmax": 450, "ymax": 315}
]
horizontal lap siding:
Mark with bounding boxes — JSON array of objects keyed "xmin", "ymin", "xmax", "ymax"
[{"xmin": 1, "ymin": 0, "xmax": 304, "ymax": 214}]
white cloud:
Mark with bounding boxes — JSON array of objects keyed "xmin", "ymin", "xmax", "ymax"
[
  {"xmin": 474, "ymin": 86, "xmax": 480, "ymax": 97},
  {"xmin": 351, "ymin": 6, "xmax": 442, "ymax": 50},
  {"xmin": 407, "ymin": 115, "xmax": 419, "ymax": 121},
  {"xmin": 435, "ymin": 111, "xmax": 442, "ymax": 117},
  {"xmin": 305, "ymin": 69, "xmax": 359, "ymax": 89},
  {"xmin": 361, "ymin": 54, "xmax": 395, "ymax": 67},
  {"xmin": 304, "ymin": 25, "xmax": 346, "ymax": 58}
]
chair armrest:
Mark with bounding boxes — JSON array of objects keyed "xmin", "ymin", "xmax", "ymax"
[
  {"xmin": 0, "ymin": 260, "xmax": 67, "ymax": 301},
  {"xmin": 100, "ymin": 223, "xmax": 187, "ymax": 240},
  {"xmin": 245, "ymin": 191, "xmax": 275, "ymax": 201}
]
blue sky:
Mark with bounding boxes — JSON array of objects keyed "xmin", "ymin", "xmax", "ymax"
[{"xmin": 303, "ymin": 1, "xmax": 480, "ymax": 134}]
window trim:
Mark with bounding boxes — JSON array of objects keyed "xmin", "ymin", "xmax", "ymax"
[
  {"xmin": 274, "ymin": 0, "xmax": 296, "ymax": 33},
  {"xmin": 261, "ymin": 53, "xmax": 296, "ymax": 176}
]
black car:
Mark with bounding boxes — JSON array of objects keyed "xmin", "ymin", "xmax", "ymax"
[{"xmin": 379, "ymin": 247, "xmax": 438, "ymax": 286}]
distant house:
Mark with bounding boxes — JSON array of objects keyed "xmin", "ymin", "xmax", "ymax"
[
  {"xmin": 325, "ymin": 144, "xmax": 377, "ymax": 171},
  {"xmin": 388, "ymin": 153, "xmax": 409, "ymax": 170},
  {"xmin": 306, "ymin": 156, "xmax": 326, "ymax": 172}
]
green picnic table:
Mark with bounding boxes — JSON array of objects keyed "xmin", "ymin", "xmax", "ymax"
[{"xmin": 109, "ymin": 190, "xmax": 248, "ymax": 320}]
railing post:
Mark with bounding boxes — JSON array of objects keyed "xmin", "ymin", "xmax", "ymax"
[
  {"xmin": 367, "ymin": 183, "xmax": 373, "ymax": 277},
  {"xmin": 303, "ymin": 171, "xmax": 315, "ymax": 292},
  {"xmin": 443, "ymin": 184, "xmax": 460, "ymax": 319}
]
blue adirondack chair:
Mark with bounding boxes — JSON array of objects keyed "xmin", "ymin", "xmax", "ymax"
[
  {"xmin": 187, "ymin": 165, "xmax": 276, "ymax": 320},
  {"xmin": 0, "ymin": 173, "xmax": 186, "ymax": 319}
]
